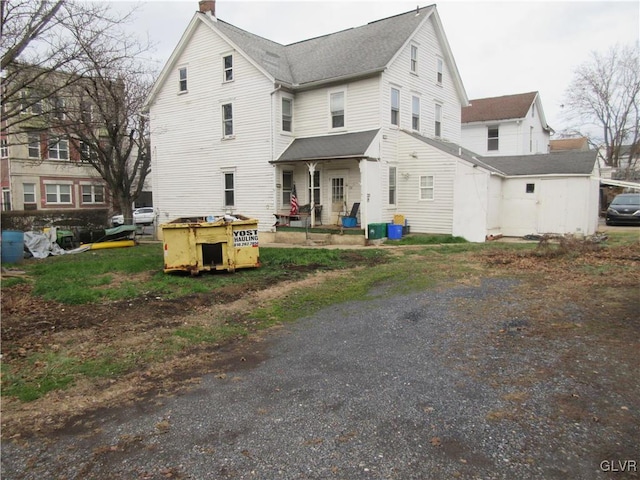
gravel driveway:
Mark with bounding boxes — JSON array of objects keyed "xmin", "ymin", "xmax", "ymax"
[{"xmin": 2, "ymin": 276, "xmax": 638, "ymax": 479}]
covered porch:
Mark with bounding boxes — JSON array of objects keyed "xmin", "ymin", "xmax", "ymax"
[{"xmin": 270, "ymin": 129, "xmax": 382, "ymax": 232}]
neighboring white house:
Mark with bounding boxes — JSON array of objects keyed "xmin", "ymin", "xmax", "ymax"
[
  {"xmin": 146, "ymin": 2, "xmax": 599, "ymax": 242},
  {"xmin": 460, "ymin": 91, "xmax": 553, "ymax": 157}
]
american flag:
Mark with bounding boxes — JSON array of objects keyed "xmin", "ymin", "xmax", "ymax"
[{"xmin": 290, "ymin": 184, "xmax": 299, "ymax": 216}]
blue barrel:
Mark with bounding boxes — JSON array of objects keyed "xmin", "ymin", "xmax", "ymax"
[
  {"xmin": 387, "ymin": 223, "xmax": 402, "ymax": 240},
  {"xmin": 1, "ymin": 230, "xmax": 25, "ymax": 264}
]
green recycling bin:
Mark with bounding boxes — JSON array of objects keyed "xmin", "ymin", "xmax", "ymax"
[{"xmin": 368, "ymin": 223, "xmax": 387, "ymax": 240}]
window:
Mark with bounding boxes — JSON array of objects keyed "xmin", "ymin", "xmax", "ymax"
[
  {"xmin": 389, "ymin": 166, "xmax": 396, "ymax": 205},
  {"xmin": 420, "ymin": 175, "xmax": 434, "ymax": 200},
  {"xmin": 23, "ymin": 183, "xmax": 36, "ymax": 204},
  {"xmin": 2, "ymin": 187, "xmax": 11, "ymax": 211},
  {"xmin": 223, "ymin": 55, "xmax": 233, "ymax": 82},
  {"xmin": 178, "ymin": 67, "xmax": 188, "ymax": 92},
  {"xmin": 526, "ymin": 183, "xmax": 535, "ymax": 194},
  {"xmin": 282, "ymin": 98, "xmax": 292, "ymax": 132},
  {"xmin": 222, "ymin": 103, "xmax": 233, "ymax": 137},
  {"xmin": 412, "ymin": 96, "xmax": 420, "ymax": 131},
  {"xmin": 531, "ymin": 104, "xmax": 535, "ymax": 118},
  {"xmin": 223, "ymin": 172, "xmax": 235, "ymax": 206},
  {"xmin": 331, "ymin": 178, "xmax": 344, "ymax": 203},
  {"xmin": 51, "ymin": 97, "xmax": 65, "ymax": 120},
  {"xmin": 487, "ymin": 126, "xmax": 499, "ymax": 151},
  {"xmin": 45, "ymin": 184, "xmax": 71, "ymax": 204},
  {"xmin": 20, "ymin": 91, "xmax": 28, "ymax": 114},
  {"xmin": 1, "ymin": 138, "xmax": 8, "ymax": 158},
  {"xmin": 80, "ymin": 101, "xmax": 93, "ymax": 123},
  {"xmin": 80, "ymin": 141, "xmax": 97, "ymax": 162},
  {"xmin": 436, "ymin": 58, "xmax": 443, "ymax": 84},
  {"xmin": 82, "ymin": 184, "xmax": 104, "ymax": 203},
  {"xmin": 30, "ymin": 91, "xmax": 43, "ymax": 115},
  {"xmin": 330, "ymin": 91, "xmax": 344, "ymax": 129},
  {"xmin": 282, "ymin": 170, "xmax": 293, "ymax": 205},
  {"xmin": 48, "ymin": 137, "xmax": 69, "ymax": 160},
  {"xmin": 434, "ymin": 103, "xmax": 442, "ymax": 137},
  {"xmin": 309, "ymin": 171, "xmax": 320, "ymax": 205},
  {"xmin": 529, "ymin": 126, "xmax": 534, "ymax": 153},
  {"xmin": 28, "ymin": 133, "xmax": 40, "ymax": 158},
  {"xmin": 410, "ymin": 45, "xmax": 418, "ymax": 73},
  {"xmin": 391, "ymin": 88, "xmax": 400, "ymax": 126}
]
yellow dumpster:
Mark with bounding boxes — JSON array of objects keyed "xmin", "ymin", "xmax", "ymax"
[{"xmin": 161, "ymin": 215, "xmax": 260, "ymax": 275}]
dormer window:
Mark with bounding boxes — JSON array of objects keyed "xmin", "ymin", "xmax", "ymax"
[
  {"xmin": 178, "ymin": 67, "xmax": 188, "ymax": 92},
  {"xmin": 410, "ymin": 45, "xmax": 418, "ymax": 73},
  {"xmin": 223, "ymin": 55, "xmax": 233, "ymax": 82}
]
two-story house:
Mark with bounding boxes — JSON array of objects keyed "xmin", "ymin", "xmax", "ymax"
[
  {"xmin": 460, "ymin": 91, "xmax": 553, "ymax": 156},
  {"xmin": 1, "ymin": 65, "xmax": 109, "ymax": 213},
  {"xmin": 147, "ymin": 2, "xmax": 599, "ymax": 242}
]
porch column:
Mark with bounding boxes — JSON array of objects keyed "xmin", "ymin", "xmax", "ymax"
[
  {"xmin": 306, "ymin": 161, "xmax": 317, "ymax": 227},
  {"xmin": 359, "ymin": 159, "xmax": 367, "ymax": 238}
]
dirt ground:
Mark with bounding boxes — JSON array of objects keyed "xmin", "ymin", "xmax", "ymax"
[{"xmin": 1, "ymin": 238, "xmax": 639, "ymax": 447}]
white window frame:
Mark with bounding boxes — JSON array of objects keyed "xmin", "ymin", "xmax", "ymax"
[
  {"xmin": 23, "ymin": 183, "xmax": 36, "ymax": 204},
  {"xmin": 434, "ymin": 103, "xmax": 442, "ymax": 138},
  {"xmin": 222, "ymin": 103, "xmax": 234, "ymax": 138},
  {"xmin": 329, "ymin": 90, "xmax": 345, "ymax": 130},
  {"xmin": 223, "ymin": 54, "xmax": 233, "ymax": 82},
  {"xmin": 436, "ymin": 57, "xmax": 444, "ymax": 85},
  {"xmin": 45, "ymin": 183, "xmax": 72, "ymax": 204},
  {"xmin": 2, "ymin": 187, "xmax": 11, "ymax": 211},
  {"xmin": 178, "ymin": 66, "xmax": 188, "ymax": 93},
  {"xmin": 309, "ymin": 170, "xmax": 320, "ymax": 205},
  {"xmin": 28, "ymin": 133, "xmax": 40, "ymax": 158},
  {"xmin": 488, "ymin": 126, "xmax": 499, "ymax": 151},
  {"xmin": 412, "ymin": 96, "xmax": 420, "ymax": 131},
  {"xmin": 419, "ymin": 175, "xmax": 434, "ymax": 201},
  {"xmin": 81, "ymin": 184, "xmax": 105, "ymax": 204},
  {"xmin": 48, "ymin": 137, "xmax": 69, "ymax": 160},
  {"xmin": 51, "ymin": 96, "xmax": 65, "ymax": 120},
  {"xmin": 391, "ymin": 88, "xmax": 400, "ymax": 126},
  {"xmin": 80, "ymin": 101, "xmax": 93, "ymax": 123},
  {"xmin": 223, "ymin": 171, "xmax": 235, "ymax": 207},
  {"xmin": 282, "ymin": 170, "xmax": 293, "ymax": 206},
  {"xmin": 389, "ymin": 166, "xmax": 397, "ymax": 205},
  {"xmin": 282, "ymin": 97, "xmax": 293, "ymax": 133},
  {"xmin": 410, "ymin": 45, "xmax": 418, "ymax": 74},
  {"xmin": 1, "ymin": 138, "xmax": 8, "ymax": 158}
]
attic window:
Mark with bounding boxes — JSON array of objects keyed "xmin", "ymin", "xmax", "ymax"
[
  {"xmin": 526, "ymin": 183, "xmax": 535, "ymax": 194},
  {"xmin": 436, "ymin": 58, "xmax": 443, "ymax": 85},
  {"xmin": 223, "ymin": 55, "xmax": 233, "ymax": 82},
  {"xmin": 178, "ymin": 67, "xmax": 187, "ymax": 92},
  {"xmin": 410, "ymin": 45, "xmax": 418, "ymax": 73}
]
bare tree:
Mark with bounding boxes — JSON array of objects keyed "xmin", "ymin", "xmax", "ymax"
[{"xmin": 562, "ymin": 43, "xmax": 640, "ymax": 178}]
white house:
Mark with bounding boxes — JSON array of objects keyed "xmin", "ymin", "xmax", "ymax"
[
  {"xmin": 146, "ymin": 2, "xmax": 599, "ymax": 242},
  {"xmin": 460, "ymin": 92, "xmax": 553, "ymax": 156}
]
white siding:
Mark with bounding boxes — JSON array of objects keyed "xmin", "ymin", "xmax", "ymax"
[
  {"xmin": 150, "ymin": 21, "xmax": 276, "ymax": 230},
  {"xmin": 452, "ymin": 162, "xmax": 491, "ymax": 242}
]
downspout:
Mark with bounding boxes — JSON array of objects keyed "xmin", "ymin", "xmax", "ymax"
[{"xmin": 270, "ymin": 84, "xmax": 282, "ymax": 231}]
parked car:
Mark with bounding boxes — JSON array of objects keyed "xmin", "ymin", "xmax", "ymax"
[
  {"xmin": 605, "ymin": 193, "xmax": 640, "ymax": 226},
  {"xmin": 112, "ymin": 207, "xmax": 156, "ymax": 226}
]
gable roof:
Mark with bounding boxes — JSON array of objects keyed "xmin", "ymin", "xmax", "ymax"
[
  {"xmin": 147, "ymin": 5, "xmax": 468, "ymax": 106},
  {"xmin": 273, "ymin": 129, "xmax": 380, "ymax": 163},
  {"xmin": 480, "ymin": 151, "xmax": 597, "ymax": 176},
  {"xmin": 462, "ymin": 91, "xmax": 538, "ymax": 124}
]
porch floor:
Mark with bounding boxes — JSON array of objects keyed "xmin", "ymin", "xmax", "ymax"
[{"xmin": 275, "ymin": 224, "xmax": 364, "ymax": 235}]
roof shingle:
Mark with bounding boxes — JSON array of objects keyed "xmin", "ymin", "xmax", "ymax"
[{"xmin": 461, "ymin": 92, "xmax": 537, "ymax": 123}]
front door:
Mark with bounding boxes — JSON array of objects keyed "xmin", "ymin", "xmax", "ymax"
[{"xmin": 328, "ymin": 169, "xmax": 348, "ymax": 224}]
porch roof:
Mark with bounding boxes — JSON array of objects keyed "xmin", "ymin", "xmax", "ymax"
[{"xmin": 272, "ymin": 129, "xmax": 380, "ymax": 164}]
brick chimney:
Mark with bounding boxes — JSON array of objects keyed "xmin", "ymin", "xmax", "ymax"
[{"xmin": 199, "ymin": 0, "xmax": 215, "ymax": 16}]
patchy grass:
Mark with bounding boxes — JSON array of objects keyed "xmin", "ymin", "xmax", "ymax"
[{"xmin": 386, "ymin": 233, "xmax": 468, "ymax": 245}]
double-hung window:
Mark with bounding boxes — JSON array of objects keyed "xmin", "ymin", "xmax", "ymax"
[
  {"xmin": 282, "ymin": 98, "xmax": 293, "ymax": 132},
  {"xmin": 282, "ymin": 170, "xmax": 293, "ymax": 205},
  {"xmin": 436, "ymin": 58, "xmax": 444, "ymax": 85},
  {"xmin": 178, "ymin": 67, "xmax": 188, "ymax": 92},
  {"xmin": 45, "ymin": 184, "xmax": 72, "ymax": 204},
  {"xmin": 51, "ymin": 97, "xmax": 65, "ymax": 120},
  {"xmin": 434, "ymin": 103, "xmax": 442, "ymax": 137},
  {"xmin": 389, "ymin": 166, "xmax": 397, "ymax": 205},
  {"xmin": 1, "ymin": 138, "xmax": 8, "ymax": 158},
  {"xmin": 420, "ymin": 175, "xmax": 434, "ymax": 201},
  {"xmin": 412, "ymin": 96, "xmax": 420, "ymax": 131},
  {"xmin": 222, "ymin": 103, "xmax": 233, "ymax": 137},
  {"xmin": 330, "ymin": 91, "xmax": 344, "ymax": 129},
  {"xmin": 82, "ymin": 184, "xmax": 104, "ymax": 204},
  {"xmin": 223, "ymin": 55, "xmax": 233, "ymax": 82},
  {"xmin": 48, "ymin": 137, "xmax": 69, "ymax": 160},
  {"xmin": 80, "ymin": 101, "xmax": 93, "ymax": 123},
  {"xmin": 487, "ymin": 126, "xmax": 499, "ymax": 151},
  {"xmin": 28, "ymin": 133, "xmax": 40, "ymax": 158},
  {"xmin": 391, "ymin": 88, "xmax": 400, "ymax": 126},
  {"xmin": 80, "ymin": 141, "xmax": 97, "ymax": 162},
  {"xmin": 23, "ymin": 183, "xmax": 36, "ymax": 204},
  {"xmin": 223, "ymin": 172, "xmax": 235, "ymax": 207},
  {"xmin": 309, "ymin": 171, "xmax": 320, "ymax": 205},
  {"xmin": 410, "ymin": 45, "xmax": 418, "ymax": 73}
]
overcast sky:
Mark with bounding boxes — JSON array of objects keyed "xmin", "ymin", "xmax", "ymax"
[{"xmin": 123, "ymin": 0, "xmax": 639, "ymax": 136}]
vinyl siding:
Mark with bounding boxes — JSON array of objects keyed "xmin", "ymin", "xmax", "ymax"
[{"xmin": 150, "ymin": 21, "xmax": 276, "ymax": 229}]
